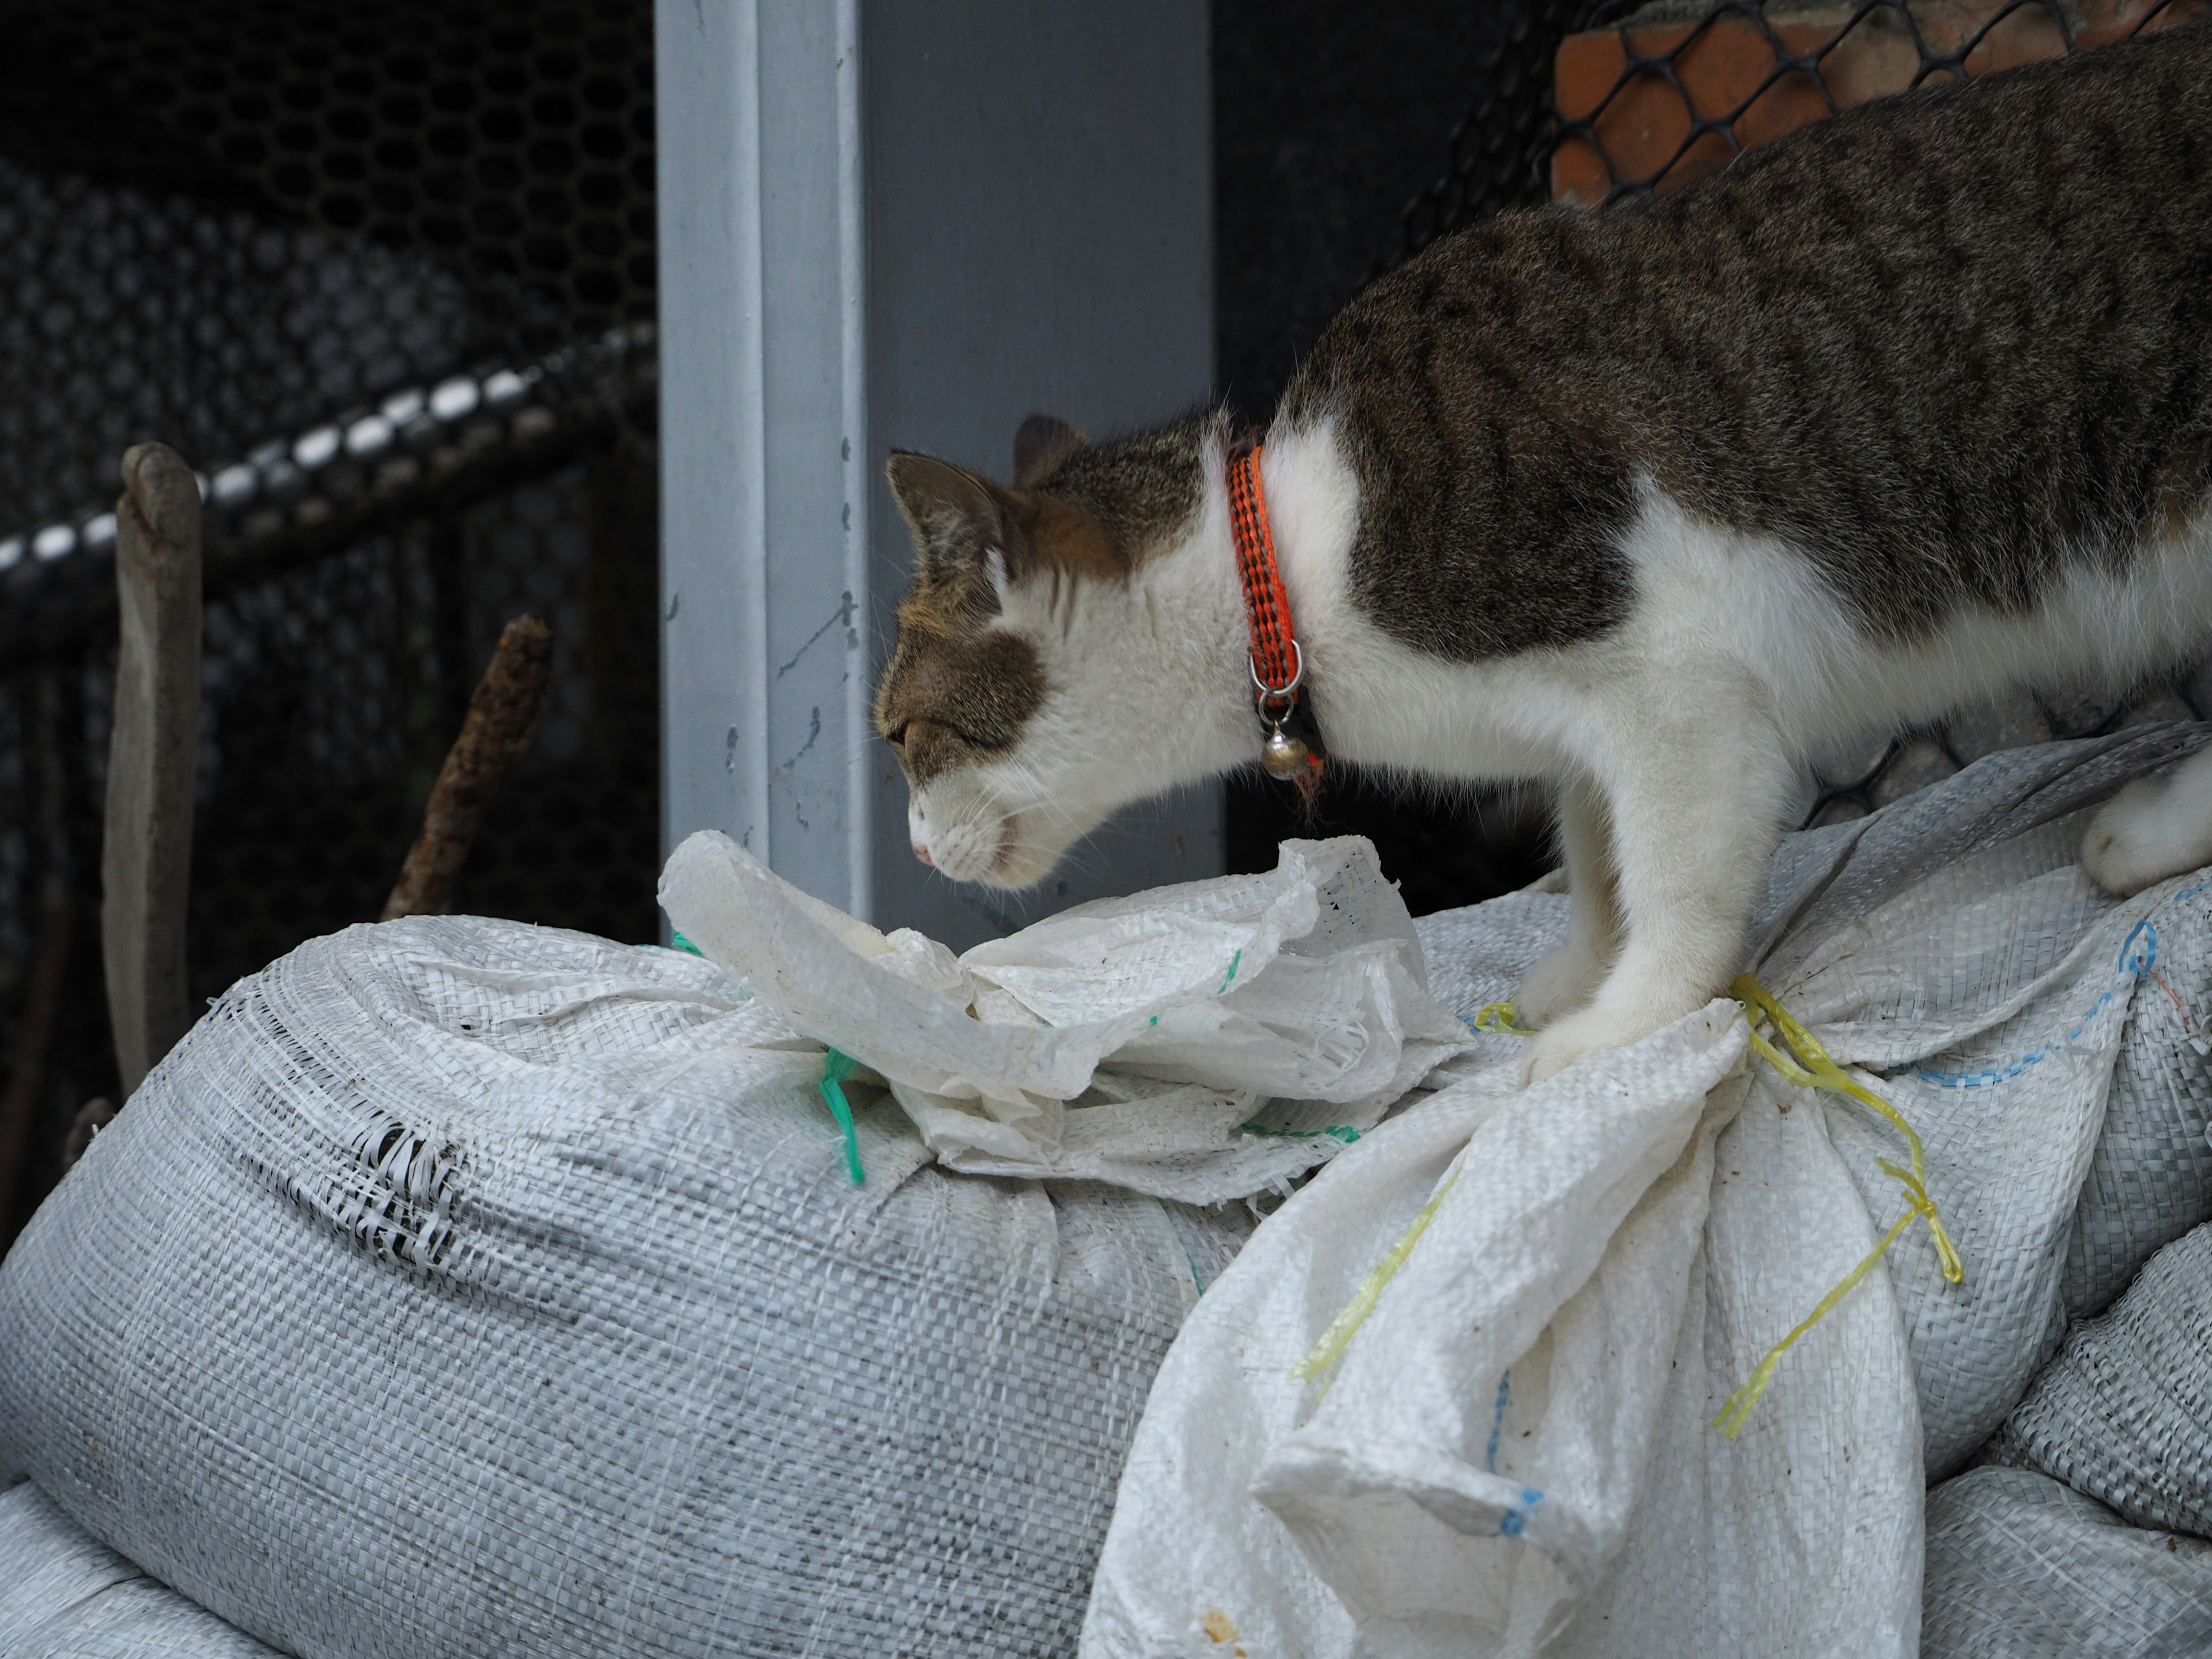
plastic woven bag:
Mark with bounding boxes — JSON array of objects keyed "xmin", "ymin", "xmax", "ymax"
[
  {"xmin": 1988, "ymin": 1217, "xmax": 2212, "ymax": 1537},
  {"xmin": 1084, "ymin": 725, "xmax": 2212, "ymax": 1659},
  {"xmin": 0, "ymin": 1479, "xmax": 280, "ymax": 1658},
  {"xmin": 1922, "ymin": 1465, "xmax": 2212, "ymax": 1657},
  {"xmin": 0, "ymin": 917, "xmax": 1251, "ymax": 1659}
]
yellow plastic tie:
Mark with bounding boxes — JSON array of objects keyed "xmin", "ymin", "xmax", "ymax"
[
  {"xmin": 1712, "ymin": 1209, "xmax": 1916, "ymax": 1438},
  {"xmin": 1714, "ymin": 972, "xmax": 1963, "ymax": 1439},
  {"xmin": 1290, "ymin": 1173, "xmax": 1460, "ymax": 1395},
  {"xmin": 1471, "ymin": 999, "xmax": 1536, "ymax": 1036}
]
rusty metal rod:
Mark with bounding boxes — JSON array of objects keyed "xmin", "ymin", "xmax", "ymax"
[{"xmin": 381, "ymin": 613, "xmax": 554, "ymax": 922}]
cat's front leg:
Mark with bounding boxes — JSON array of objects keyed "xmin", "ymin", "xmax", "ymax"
[
  {"xmin": 1523, "ymin": 677, "xmax": 1793, "ymax": 1084},
  {"xmin": 1516, "ymin": 776, "xmax": 1621, "ymax": 1027}
]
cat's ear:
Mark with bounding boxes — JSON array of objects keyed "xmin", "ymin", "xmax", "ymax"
[
  {"xmin": 1011, "ymin": 414, "xmax": 1088, "ymax": 488},
  {"xmin": 886, "ymin": 452, "xmax": 1014, "ymax": 577}
]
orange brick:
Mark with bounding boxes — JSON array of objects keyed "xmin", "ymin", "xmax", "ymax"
[{"xmin": 1552, "ymin": 0, "xmax": 2208, "ymax": 206}]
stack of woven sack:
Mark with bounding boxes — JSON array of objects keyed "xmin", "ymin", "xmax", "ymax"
[
  {"xmin": 5, "ymin": 730, "xmax": 2212, "ymax": 1658},
  {"xmin": 1087, "ymin": 725, "xmax": 2212, "ymax": 1659},
  {"xmin": 0, "ymin": 836, "xmax": 1466, "ymax": 1657}
]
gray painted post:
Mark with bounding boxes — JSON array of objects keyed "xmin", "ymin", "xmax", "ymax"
[
  {"xmin": 103, "ymin": 442, "xmax": 202, "ymax": 1097},
  {"xmin": 657, "ymin": 0, "xmax": 1219, "ymax": 949}
]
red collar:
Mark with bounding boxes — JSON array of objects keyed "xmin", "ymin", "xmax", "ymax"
[{"xmin": 1227, "ymin": 444, "xmax": 1326, "ymax": 792}]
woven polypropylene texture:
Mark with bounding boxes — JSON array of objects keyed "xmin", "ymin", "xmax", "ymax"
[
  {"xmin": 0, "ymin": 1480, "xmax": 279, "ymax": 1659},
  {"xmin": 1740, "ymin": 724, "xmax": 2212, "ymax": 1476},
  {"xmin": 661, "ymin": 834, "xmax": 1472, "ymax": 1202},
  {"xmin": 1087, "ymin": 726, "xmax": 2212, "ymax": 1657},
  {"xmin": 2063, "ymin": 908, "xmax": 2212, "ymax": 1319},
  {"xmin": 1419, "ymin": 730, "xmax": 2212, "ymax": 1480},
  {"xmin": 1923, "ymin": 1465, "xmax": 2212, "ymax": 1657},
  {"xmin": 0, "ymin": 916, "xmax": 1250, "ymax": 1659},
  {"xmin": 1988, "ymin": 1218, "xmax": 2212, "ymax": 1537},
  {"xmin": 1449, "ymin": 728, "xmax": 2212, "ymax": 1478}
]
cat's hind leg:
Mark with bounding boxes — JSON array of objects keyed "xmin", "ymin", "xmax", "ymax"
[
  {"xmin": 2082, "ymin": 744, "xmax": 2212, "ymax": 895},
  {"xmin": 1524, "ymin": 672, "xmax": 1795, "ymax": 1085},
  {"xmin": 1517, "ymin": 776, "xmax": 1622, "ymax": 1027}
]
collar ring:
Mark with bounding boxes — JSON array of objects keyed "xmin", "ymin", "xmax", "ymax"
[{"xmin": 1249, "ymin": 638, "xmax": 1304, "ymax": 712}]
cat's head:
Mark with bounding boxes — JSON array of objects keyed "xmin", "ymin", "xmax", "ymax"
[{"xmin": 876, "ymin": 411, "xmax": 1236, "ymax": 887}]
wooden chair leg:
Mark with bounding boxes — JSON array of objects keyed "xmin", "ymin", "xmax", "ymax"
[{"xmin": 103, "ymin": 443, "xmax": 202, "ymax": 1099}]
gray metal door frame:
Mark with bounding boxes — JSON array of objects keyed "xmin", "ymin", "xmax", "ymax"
[{"xmin": 657, "ymin": 0, "xmax": 1220, "ymax": 946}]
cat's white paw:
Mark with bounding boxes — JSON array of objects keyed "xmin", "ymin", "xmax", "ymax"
[
  {"xmin": 1522, "ymin": 1003, "xmax": 1668, "ymax": 1085},
  {"xmin": 2082, "ymin": 775, "xmax": 2212, "ymax": 897},
  {"xmin": 1516, "ymin": 942, "xmax": 1605, "ymax": 1028}
]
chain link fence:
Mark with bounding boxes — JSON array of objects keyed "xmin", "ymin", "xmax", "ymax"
[{"xmin": 0, "ymin": 0, "xmax": 660, "ymax": 1241}]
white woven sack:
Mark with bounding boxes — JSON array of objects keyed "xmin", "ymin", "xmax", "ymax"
[
  {"xmin": 1740, "ymin": 726, "xmax": 2212, "ymax": 1476},
  {"xmin": 659, "ymin": 832, "xmax": 1472, "ymax": 1203},
  {"xmin": 0, "ymin": 918, "xmax": 1253, "ymax": 1659},
  {"xmin": 2062, "ymin": 875, "xmax": 2212, "ymax": 1319},
  {"xmin": 0, "ymin": 1479, "xmax": 279, "ymax": 1658},
  {"xmin": 1988, "ymin": 1217, "xmax": 2212, "ymax": 1537},
  {"xmin": 1083, "ymin": 725, "xmax": 2212, "ymax": 1659},
  {"xmin": 1922, "ymin": 1465, "xmax": 2212, "ymax": 1657}
]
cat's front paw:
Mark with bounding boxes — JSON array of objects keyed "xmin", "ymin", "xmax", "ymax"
[
  {"xmin": 1515, "ymin": 942, "xmax": 1604, "ymax": 1028},
  {"xmin": 2082, "ymin": 777, "xmax": 2212, "ymax": 897},
  {"xmin": 1522, "ymin": 1004, "xmax": 1668, "ymax": 1085}
]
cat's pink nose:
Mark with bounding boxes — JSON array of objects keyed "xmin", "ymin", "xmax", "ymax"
[{"xmin": 912, "ymin": 842, "xmax": 933, "ymax": 867}]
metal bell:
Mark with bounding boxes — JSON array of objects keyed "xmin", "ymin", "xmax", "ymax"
[{"xmin": 1260, "ymin": 721, "xmax": 1309, "ymax": 779}]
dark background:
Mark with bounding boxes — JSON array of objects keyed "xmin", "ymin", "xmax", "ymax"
[{"xmin": 0, "ymin": 0, "xmax": 662, "ymax": 1246}]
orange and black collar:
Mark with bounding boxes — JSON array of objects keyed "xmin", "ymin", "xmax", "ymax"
[{"xmin": 1227, "ymin": 444, "xmax": 1327, "ymax": 797}]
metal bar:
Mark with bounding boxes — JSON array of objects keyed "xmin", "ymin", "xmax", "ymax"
[{"xmin": 838, "ymin": 0, "xmax": 873, "ymax": 925}]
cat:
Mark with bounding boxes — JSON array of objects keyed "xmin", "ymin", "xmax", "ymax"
[{"xmin": 873, "ymin": 24, "xmax": 2212, "ymax": 1084}]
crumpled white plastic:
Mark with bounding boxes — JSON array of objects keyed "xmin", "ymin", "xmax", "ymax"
[{"xmin": 658, "ymin": 832, "xmax": 1473, "ymax": 1203}]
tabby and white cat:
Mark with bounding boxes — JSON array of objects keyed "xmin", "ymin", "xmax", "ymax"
[{"xmin": 874, "ymin": 25, "xmax": 2212, "ymax": 1083}]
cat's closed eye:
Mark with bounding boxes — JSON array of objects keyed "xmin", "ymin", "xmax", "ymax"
[
  {"xmin": 905, "ymin": 716, "xmax": 999, "ymax": 751},
  {"xmin": 885, "ymin": 715, "xmax": 1005, "ymax": 784}
]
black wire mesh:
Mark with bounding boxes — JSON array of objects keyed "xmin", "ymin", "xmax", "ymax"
[
  {"xmin": 1384, "ymin": 0, "xmax": 1619, "ymax": 267},
  {"xmin": 1551, "ymin": 0, "xmax": 2203, "ymax": 208},
  {"xmin": 0, "ymin": 0, "xmax": 659, "ymax": 1240}
]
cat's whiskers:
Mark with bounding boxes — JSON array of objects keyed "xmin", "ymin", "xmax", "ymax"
[{"xmin": 984, "ymin": 754, "xmax": 1094, "ymax": 835}]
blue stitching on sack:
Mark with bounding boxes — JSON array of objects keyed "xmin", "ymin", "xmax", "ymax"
[
  {"xmin": 1912, "ymin": 877, "xmax": 2212, "ymax": 1089},
  {"xmin": 1486, "ymin": 1369, "xmax": 1511, "ymax": 1474},
  {"xmin": 1496, "ymin": 1490, "xmax": 1543, "ymax": 1537}
]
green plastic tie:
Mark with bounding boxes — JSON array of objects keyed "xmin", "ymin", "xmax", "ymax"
[
  {"xmin": 1240, "ymin": 1122, "xmax": 1361, "ymax": 1143},
  {"xmin": 668, "ymin": 930, "xmax": 704, "ymax": 956},
  {"xmin": 818, "ymin": 1048, "xmax": 865, "ymax": 1186}
]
